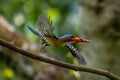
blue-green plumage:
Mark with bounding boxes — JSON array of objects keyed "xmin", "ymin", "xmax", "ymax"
[
  {"xmin": 27, "ymin": 15, "xmax": 87, "ymax": 65},
  {"xmin": 58, "ymin": 34, "xmax": 73, "ymax": 39}
]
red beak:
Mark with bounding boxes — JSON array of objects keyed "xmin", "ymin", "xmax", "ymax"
[{"xmin": 72, "ymin": 37, "xmax": 90, "ymax": 43}]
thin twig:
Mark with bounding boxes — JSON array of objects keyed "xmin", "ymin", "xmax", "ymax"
[{"xmin": 0, "ymin": 39, "xmax": 120, "ymax": 80}]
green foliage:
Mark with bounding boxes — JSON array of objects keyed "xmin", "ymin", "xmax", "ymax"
[
  {"xmin": 0, "ymin": 0, "xmax": 82, "ymax": 79},
  {"xmin": 0, "ymin": 0, "xmax": 81, "ymax": 68},
  {"xmin": 0, "ymin": 0, "xmax": 81, "ymax": 62},
  {"xmin": 0, "ymin": 61, "xmax": 25, "ymax": 80}
]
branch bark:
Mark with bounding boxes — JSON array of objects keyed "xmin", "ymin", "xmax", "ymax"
[{"xmin": 0, "ymin": 39, "xmax": 120, "ymax": 80}]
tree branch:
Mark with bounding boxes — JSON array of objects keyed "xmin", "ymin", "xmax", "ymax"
[{"xmin": 0, "ymin": 39, "xmax": 120, "ymax": 80}]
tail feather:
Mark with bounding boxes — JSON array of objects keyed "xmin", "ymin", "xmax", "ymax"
[
  {"xmin": 27, "ymin": 26, "xmax": 49, "ymax": 49},
  {"xmin": 27, "ymin": 26, "xmax": 42, "ymax": 37},
  {"xmin": 65, "ymin": 44, "xmax": 86, "ymax": 65}
]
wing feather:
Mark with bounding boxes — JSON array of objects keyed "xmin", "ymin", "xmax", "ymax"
[{"xmin": 37, "ymin": 15, "xmax": 55, "ymax": 38}]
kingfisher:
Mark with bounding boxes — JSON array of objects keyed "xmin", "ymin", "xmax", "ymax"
[{"xmin": 28, "ymin": 15, "xmax": 89, "ymax": 65}]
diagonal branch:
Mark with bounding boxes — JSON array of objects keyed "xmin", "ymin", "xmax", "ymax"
[{"xmin": 0, "ymin": 39, "xmax": 120, "ymax": 80}]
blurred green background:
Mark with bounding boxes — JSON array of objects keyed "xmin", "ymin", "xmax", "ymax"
[
  {"xmin": 0, "ymin": 0, "xmax": 81, "ymax": 62},
  {"xmin": 0, "ymin": 0, "xmax": 120, "ymax": 80},
  {"xmin": 0, "ymin": 0, "xmax": 82, "ymax": 80}
]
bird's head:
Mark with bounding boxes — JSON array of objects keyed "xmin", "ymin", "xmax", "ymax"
[
  {"xmin": 58, "ymin": 34, "xmax": 90, "ymax": 43},
  {"xmin": 72, "ymin": 37, "xmax": 90, "ymax": 43}
]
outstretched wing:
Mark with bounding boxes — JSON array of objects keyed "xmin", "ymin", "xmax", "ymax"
[
  {"xmin": 28, "ymin": 15, "xmax": 57, "ymax": 52},
  {"xmin": 66, "ymin": 44, "xmax": 86, "ymax": 65},
  {"xmin": 37, "ymin": 15, "xmax": 57, "ymax": 39}
]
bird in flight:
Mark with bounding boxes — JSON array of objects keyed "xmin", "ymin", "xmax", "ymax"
[{"xmin": 28, "ymin": 15, "xmax": 89, "ymax": 65}]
